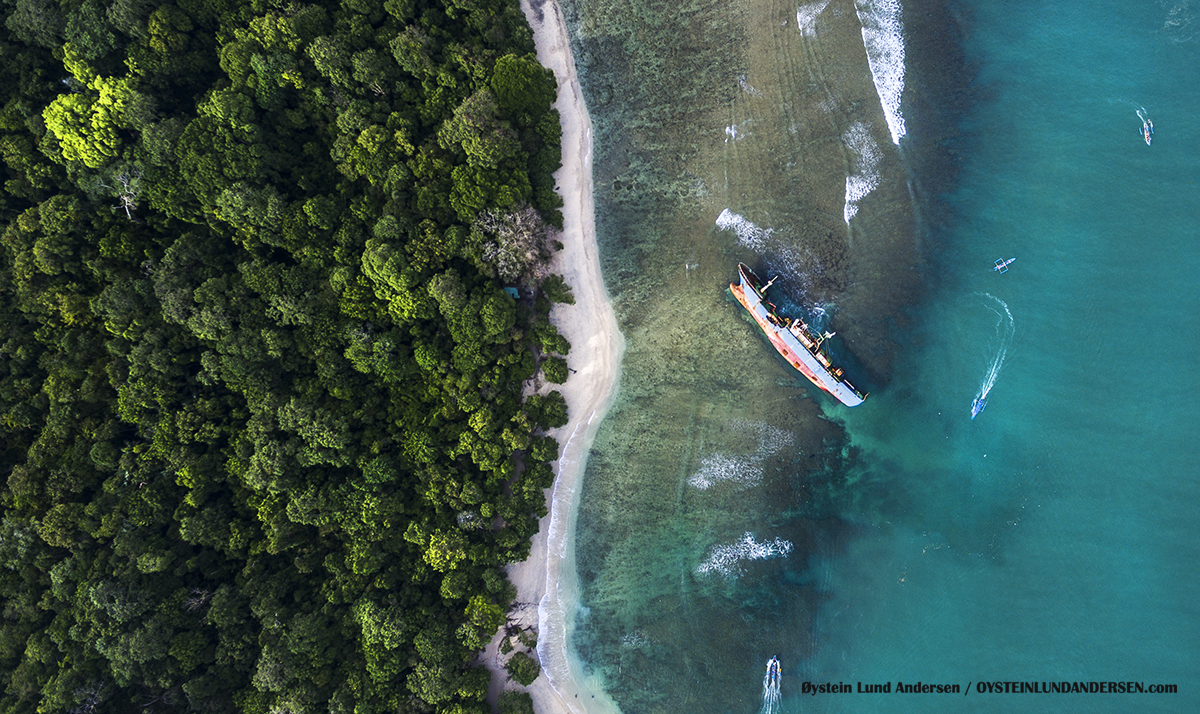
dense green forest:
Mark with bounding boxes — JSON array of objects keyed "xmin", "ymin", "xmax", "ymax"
[{"xmin": 0, "ymin": 0, "xmax": 573, "ymax": 712}]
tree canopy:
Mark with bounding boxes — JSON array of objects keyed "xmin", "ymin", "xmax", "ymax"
[{"xmin": 0, "ymin": 0, "xmax": 570, "ymax": 712}]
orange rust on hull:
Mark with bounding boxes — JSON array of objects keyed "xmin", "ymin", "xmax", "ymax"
[{"xmin": 730, "ymin": 281, "xmax": 837, "ymax": 400}]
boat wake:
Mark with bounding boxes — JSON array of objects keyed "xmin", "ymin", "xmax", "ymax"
[
  {"xmin": 1136, "ymin": 106, "xmax": 1153, "ymax": 145},
  {"xmin": 971, "ymin": 293, "xmax": 1014, "ymax": 420},
  {"xmin": 759, "ymin": 656, "xmax": 782, "ymax": 714}
]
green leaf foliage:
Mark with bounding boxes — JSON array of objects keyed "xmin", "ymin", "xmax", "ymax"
[
  {"xmin": 0, "ymin": 1, "xmax": 575, "ymax": 712},
  {"xmin": 505, "ymin": 651, "xmax": 541, "ymax": 686},
  {"xmin": 541, "ymin": 273, "xmax": 575, "ymax": 304},
  {"xmin": 542, "ymin": 356, "xmax": 568, "ymax": 384},
  {"xmin": 499, "ymin": 690, "xmax": 536, "ymax": 714}
]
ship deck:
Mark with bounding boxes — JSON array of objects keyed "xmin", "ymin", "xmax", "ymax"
[{"xmin": 732, "ymin": 265, "xmax": 865, "ymax": 407}]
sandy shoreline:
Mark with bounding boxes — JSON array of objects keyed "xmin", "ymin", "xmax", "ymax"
[{"xmin": 482, "ymin": 2, "xmax": 624, "ymax": 713}]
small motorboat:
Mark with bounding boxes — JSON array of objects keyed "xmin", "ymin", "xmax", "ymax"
[
  {"xmin": 1142, "ymin": 119, "xmax": 1153, "ymax": 146},
  {"xmin": 971, "ymin": 396, "xmax": 987, "ymax": 420},
  {"xmin": 993, "ymin": 257, "xmax": 1016, "ymax": 273}
]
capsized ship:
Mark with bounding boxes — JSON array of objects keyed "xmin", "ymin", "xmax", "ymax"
[{"xmin": 730, "ymin": 263, "xmax": 866, "ymax": 407}]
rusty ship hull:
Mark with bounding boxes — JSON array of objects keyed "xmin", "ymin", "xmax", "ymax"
[{"xmin": 730, "ymin": 263, "xmax": 866, "ymax": 407}]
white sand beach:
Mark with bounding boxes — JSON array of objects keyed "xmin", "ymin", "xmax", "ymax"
[{"xmin": 482, "ymin": 2, "xmax": 624, "ymax": 713}]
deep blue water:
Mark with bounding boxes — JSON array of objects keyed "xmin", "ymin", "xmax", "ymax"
[{"xmin": 799, "ymin": 1, "xmax": 1200, "ymax": 711}]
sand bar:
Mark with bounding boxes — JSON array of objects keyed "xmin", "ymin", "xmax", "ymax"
[{"xmin": 482, "ymin": 1, "xmax": 624, "ymax": 713}]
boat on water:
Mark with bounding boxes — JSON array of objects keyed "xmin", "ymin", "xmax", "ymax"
[
  {"xmin": 1136, "ymin": 108, "xmax": 1153, "ymax": 146},
  {"xmin": 729, "ymin": 263, "xmax": 866, "ymax": 407},
  {"xmin": 971, "ymin": 395, "xmax": 987, "ymax": 420},
  {"xmin": 993, "ymin": 257, "xmax": 1016, "ymax": 273}
]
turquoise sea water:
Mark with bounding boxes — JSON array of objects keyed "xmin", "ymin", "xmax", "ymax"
[
  {"xmin": 803, "ymin": 2, "xmax": 1200, "ymax": 711},
  {"xmin": 562, "ymin": 0, "xmax": 1200, "ymax": 712}
]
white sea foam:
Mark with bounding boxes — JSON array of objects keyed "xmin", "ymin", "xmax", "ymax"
[
  {"xmin": 733, "ymin": 418, "xmax": 795, "ymax": 455},
  {"xmin": 853, "ymin": 0, "xmax": 906, "ymax": 144},
  {"xmin": 760, "ymin": 657, "xmax": 782, "ymax": 714},
  {"xmin": 687, "ymin": 419, "xmax": 794, "ymax": 490},
  {"xmin": 697, "ymin": 532, "xmax": 794, "ymax": 577},
  {"xmin": 842, "ymin": 121, "xmax": 882, "ymax": 223},
  {"xmin": 1163, "ymin": 0, "xmax": 1198, "ymax": 42},
  {"xmin": 766, "ymin": 245, "xmax": 821, "ymax": 296},
  {"xmin": 737, "ymin": 74, "xmax": 762, "ymax": 97},
  {"xmin": 716, "ymin": 208, "xmax": 773, "ymax": 251},
  {"xmin": 796, "ymin": 0, "xmax": 832, "ymax": 37},
  {"xmin": 688, "ymin": 453, "xmax": 764, "ymax": 490},
  {"xmin": 535, "ymin": 419, "xmax": 586, "ymax": 689},
  {"xmin": 725, "ymin": 121, "xmax": 752, "ymax": 143},
  {"xmin": 715, "ymin": 212, "xmax": 829, "ymax": 303}
]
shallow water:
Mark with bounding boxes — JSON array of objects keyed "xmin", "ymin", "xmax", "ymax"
[{"xmin": 560, "ymin": 0, "xmax": 1200, "ymax": 712}]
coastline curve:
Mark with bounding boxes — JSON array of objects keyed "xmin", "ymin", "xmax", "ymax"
[{"xmin": 490, "ymin": 2, "xmax": 626, "ymax": 713}]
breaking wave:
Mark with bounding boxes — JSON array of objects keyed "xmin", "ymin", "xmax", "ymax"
[
  {"xmin": 688, "ymin": 454, "xmax": 765, "ymax": 490},
  {"xmin": 716, "ymin": 208, "xmax": 773, "ymax": 251},
  {"xmin": 697, "ymin": 532, "xmax": 794, "ymax": 577},
  {"xmin": 796, "ymin": 0, "xmax": 832, "ymax": 37},
  {"xmin": 725, "ymin": 121, "xmax": 752, "ymax": 143},
  {"xmin": 737, "ymin": 74, "xmax": 762, "ymax": 97},
  {"xmin": 716, "ymin": 212, "xmax": 830, "ymax": 301},
  {"xmin": 686, "ymin": 419, "xmax": 794, "ymax": 490},
  {"xmin": 621, "ymin": 630, "xmax": 654, "ymax": 649},
  {"xmin": 735, "ymin": 418, "xmax": 794, "ymax": 454},
  {"xmin": 854, "ymin": 0, "xmax": 906, "ymax": 144},
  {"xmin": 842, "ymin": 121, "xmax": 882, "ymax": 223}
]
